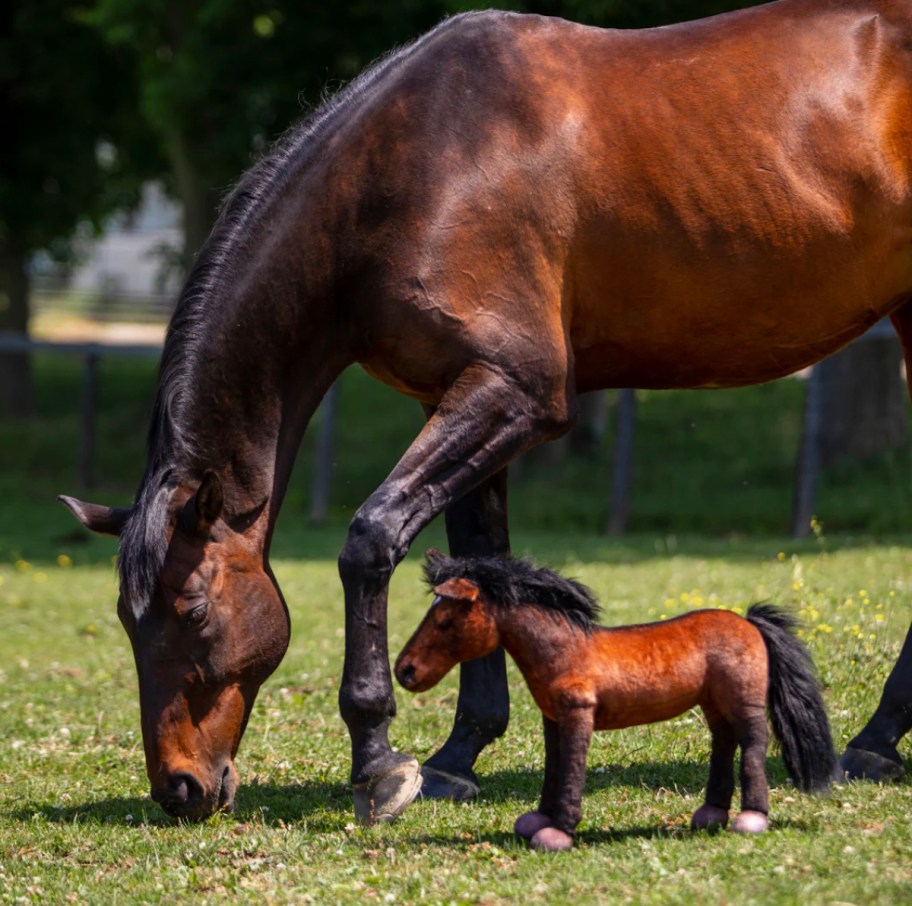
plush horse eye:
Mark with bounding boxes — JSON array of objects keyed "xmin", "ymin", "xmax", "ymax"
[
  {"xmin": 185, "ymin": 604, "xmax": 209, "ymax": 627},
  {"xmin": 437, "ymin": 617, "xmax": 453, "ymax": 631}
]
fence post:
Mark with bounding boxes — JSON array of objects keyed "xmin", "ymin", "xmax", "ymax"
[
  {"xmin": 78, "ymin": 349, "xmax": 100, "ymax": 489},
  {"xmin": 606, "ymin": 388, "xmax": 637, "ymax": 535},
  {"xmin": 309, "ymin": 381, "xmax": 339, "ymax": 525},
  {"xmin": 791, "ymin": 365, "xmax": 824, "ymax": 537}
]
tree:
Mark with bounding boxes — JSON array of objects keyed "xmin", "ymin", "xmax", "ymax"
[
  {"xmin": 0, "ymin": 0, "xmax": 154, "ymax": 416},
  {"xmin": 88, "ymin": 1, "xmax": 455, "ymax": 264}
]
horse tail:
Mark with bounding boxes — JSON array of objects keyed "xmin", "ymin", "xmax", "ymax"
[{"xmin": 745, "ymin": 603, "xmax": 836, "ymax": 792}]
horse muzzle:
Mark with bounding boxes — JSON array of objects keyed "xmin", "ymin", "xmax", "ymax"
[{"xmin": 150, "ymin": 762, "xmax": 238, "ymax": 821}]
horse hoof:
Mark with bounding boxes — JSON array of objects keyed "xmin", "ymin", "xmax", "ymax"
[
  {"xmin": 730, "ymin": 810, "xmax": 768, "ymax": 834},
  {"xmin": 690, "ymin": 804, "xmax": 729, "ymax": 830},
  {"xmin": 838, "ymin": 746, "xmax": 904, "ymax": 783},
  {"xmin": 530, "ymin": 826, "xmax": 574, "ymax": 852},
  {"xmin": 419, "ymin": 765, "xmax": 480, "ymax": 802},
  {"xmin": 353, "ymin": 757, "xmax": 422, "ymax": 826},
  {"xmin": 515, "ymin": 811, "xmax": 553, "ymax": 839}
]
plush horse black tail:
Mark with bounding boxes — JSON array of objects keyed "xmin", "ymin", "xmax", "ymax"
[{"xmin": 746, "ymin": 603, "xmax": 836, "ymax": 792}]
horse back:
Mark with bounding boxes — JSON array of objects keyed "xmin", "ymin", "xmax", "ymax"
[
  {"xmin": 579, "ymin": 610, "xmax": 767, "ymax": 730},
  {"xmin": 323, "ymin": 2, "xmax": 912, "ymax": 399}
]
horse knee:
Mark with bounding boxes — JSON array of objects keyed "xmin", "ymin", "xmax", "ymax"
[{"xmin": 338, "ymin": 506, "xmax": 402, "ymax": 589}]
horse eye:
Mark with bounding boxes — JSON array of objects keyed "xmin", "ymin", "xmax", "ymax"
[
  {"xmin": 437, "ymin": 617, "xmax": 453, "ymax": 631},
  {"xmin": 185, "ymin": 604, "xmax": 209, "ymax": 627}
]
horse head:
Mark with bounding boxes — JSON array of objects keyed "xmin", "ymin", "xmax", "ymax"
[
  {"xmin": 60, "ymin": 471, "xmax": 290, "ymax": 820},
  {"xmin": 395, "ymin": 575, "xmax": 499, "ymax": 693}
]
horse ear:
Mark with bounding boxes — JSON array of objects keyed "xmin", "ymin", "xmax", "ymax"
[
  {"xmin": 192, "ymin": 470, "xmax": 224, "ymax": 535},
  {"xmin": 433, "ymin": 577, "xmax": 480, "ymax": 602},
  {"xmin": 58, "ymin": 496, "xmax": 130, "ymax": 537}
]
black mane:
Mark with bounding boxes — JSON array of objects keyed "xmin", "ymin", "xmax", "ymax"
[
  {"xmin": 118, "ymin": 13, "xmax": 501, "ymax": 616},
  {"xmin": 423, "ymin": 552, "xmax": 601, "ymax": 632}
]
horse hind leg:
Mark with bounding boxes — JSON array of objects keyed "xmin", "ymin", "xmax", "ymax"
[
  {"xmin": 422, "ymin": 467, "xmax": 511, "ymax": 801},
  {"xmin": 691, "ymin": 714, "xmax": 736, "ymax": 831},
  {"xmin": 839, "ymin": 620, "xmax": 912, "ymax": 781},
  {"xmin": 730, "ymin": 710, "xmax": 770, "ymax": 834}
]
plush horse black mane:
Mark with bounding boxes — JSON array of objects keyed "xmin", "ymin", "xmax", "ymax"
[{"xmin": 423, "ymin": 551, "xmax": 601, "ymax": 632}]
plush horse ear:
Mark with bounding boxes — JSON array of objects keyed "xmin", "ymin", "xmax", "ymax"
[
  {"xmin": 58, "ymin": 496, "xmax": 130, "ymax": 537},
  {"xmin": 190, "ymin": 470, "xmax": 224, "ymax": 535},
  {"xmin": 433, "ymin": 577, "xmax": 480, "ymax": 602}
]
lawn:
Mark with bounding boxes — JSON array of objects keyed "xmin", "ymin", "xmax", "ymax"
[{"xmin": 1, "ymin": 358, "xmax": 911, "ymax": 903}]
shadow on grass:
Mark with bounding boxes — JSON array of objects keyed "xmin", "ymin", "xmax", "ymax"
[
  {"xmin": 6, "ymin": 755, "xmax": 837, "ymax": 834},
  {"xmin": 7, "ymin": 780, "xmax": 353, "ymax": 832}
]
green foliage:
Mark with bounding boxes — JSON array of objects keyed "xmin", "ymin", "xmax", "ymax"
[{"xmin": 0, "ymin": 1, "xmax": 155, "ymax": 258}]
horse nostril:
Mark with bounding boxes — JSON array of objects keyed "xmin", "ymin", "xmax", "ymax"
[
  {"xmin": 152, "ymin": 772, "xmax": 204, "ymax": 814},
  {"xmin": 397, "ymin": 662, "xmax": 416, "ymax": 687}
]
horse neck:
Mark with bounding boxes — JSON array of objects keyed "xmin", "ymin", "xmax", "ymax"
[
  {"xmin": 147, "ymin": 252, "xmax": 351, "ymax": 546},
  {"xmin": 494, "ymin": 605, "xmax": 579, "ymax": 681}
]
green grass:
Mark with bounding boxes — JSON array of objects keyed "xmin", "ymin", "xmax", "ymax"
[
  {"xmin": 1, "ymin": 537, "xmax": 911, "ymax": 904},
  {"xmin": 2, "ymin": 357, "xmax": 912, "ymax": 902}
]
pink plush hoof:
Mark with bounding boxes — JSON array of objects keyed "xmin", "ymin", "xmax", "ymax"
[
  {"xmin": 730, "ymin": 810, "xmax": 769, "ymax": 834},
  {"xmin": 690, "ymin": 804, "xmax": 730, "ymax": 830},
  {"xmin": 530, "ymin": 826, "xmax": 574, "ymax": 852},
  {"xmin": 514, "ymin": 811, "xmax": 553, "ymax": 840}
]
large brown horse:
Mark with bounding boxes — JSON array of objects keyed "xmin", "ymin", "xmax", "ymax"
[{"xmin": 63, "ymin": 0, "xmax": 912, "ymax": 823}]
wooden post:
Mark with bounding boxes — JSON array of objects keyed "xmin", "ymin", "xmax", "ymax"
[
  {"xmin": 791, "ymin": 365, "xmax": 824, "ymax": 537},
  {"xmin": 309, "ymin": 381, "xmax": 339, "ymax": 525},
  {"xmin": 606, "ymin": 388, "xmax": 637, "ymax": 535}
]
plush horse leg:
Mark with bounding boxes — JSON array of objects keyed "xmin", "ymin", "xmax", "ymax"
[
  {"xmin": 338, "ymin": 362, "xmax": 575, "ymax": 824},
  {"xmin": 530, "ymin": 708, "xmax": 594, "ymax": 852},
  {"xmin": 840, "ymin": 621, "xmax": 912, "ymax": 781},
  {"xmin": 516, "ymin": 715, "xmax": 559, "ymax": 839},
  {"xmin": 730, "ymin": 713, "xmax": 770, "ymax": 834},
  {"xmin": 422, "ymin": 469, "xmax": 511, "ymax": 801},
  {"xmin": 692, "ymin": 717, "xmax": 736, "ymax": 830}
]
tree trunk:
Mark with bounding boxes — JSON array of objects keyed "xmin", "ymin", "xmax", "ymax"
[
  {"xmin": 0, "ymin": 235, "xmax": 33, "ymax": 418},
  {"xmin": 165, "ymin": 130, "xmax": 221, "ymax": 267},
  {"xmin": 818, "ymin": 331, "xmax": 908, "ymax": 467}
]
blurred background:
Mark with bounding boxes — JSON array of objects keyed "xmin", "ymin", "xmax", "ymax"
[{"xmin": 3, "ymin": 0, "xmax": 911, "ymax": 562}]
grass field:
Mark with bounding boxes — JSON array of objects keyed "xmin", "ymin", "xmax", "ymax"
[{"xmin": 1, "ymin": 358, "xmax": 912, "ymax": 903}]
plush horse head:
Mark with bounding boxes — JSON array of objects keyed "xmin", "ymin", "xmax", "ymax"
[
  {"xmin": 395, "ymin": 573, "xmax": 499, "ymax": 692},
  {"xmin": 61, "ymin": 471, "xmax": 290, "ymax": 820}
]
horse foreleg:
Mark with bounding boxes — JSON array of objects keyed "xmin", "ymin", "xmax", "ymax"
[
  {"xmin": 840, "ymin": 620, "xmax": 912, "ymax": 781},
  {"xmin": 423, "ymin": 469, "xmax": 511, "ymax": 801},
  {"xmin": 338, "ymin": 362, "xmax": 575, "ymax": 824},
  {"xmin": 515, "ymin": 715, "xmax": 560, "ymax": 840},
  {"xmin": 529, "ymin": 708, "xmax": 594, "ymax": 852},
  {"xmin": 691, "ymin": 716, "xmax": 735, "ymax": 830},
  {"xmin": 731, "ymin": 711, "xmax": 770, "ymax": 834}
]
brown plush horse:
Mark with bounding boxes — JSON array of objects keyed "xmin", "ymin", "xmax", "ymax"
[
  {"xmin": 396, "ymin": 553, "xmax": 835, "ymax": 851},
  {"xmin": 61, "ymin": 0, "xmax": 912, "ymax": 825}
]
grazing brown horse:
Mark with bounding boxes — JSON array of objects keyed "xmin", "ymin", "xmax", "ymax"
[
  {"xmin": 396, "ymin": 553, "xmax": 836, "ymax": 851},
  {"xmin": 61, "ymin": 0, "xmax": 912, "ymax": 824}
]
